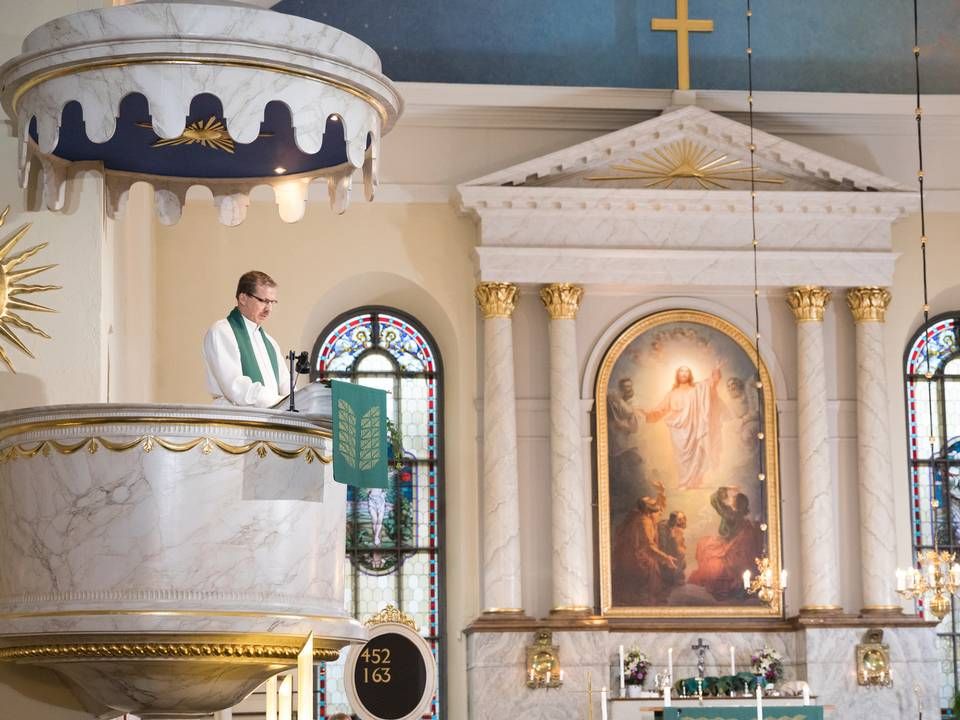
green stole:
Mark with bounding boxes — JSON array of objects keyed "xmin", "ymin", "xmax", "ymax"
[{"xmin": 226, "ymin": 307, "xmax": 280, "ymax": 387}]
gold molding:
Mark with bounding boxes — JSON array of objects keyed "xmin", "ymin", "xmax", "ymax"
[
  {"xmin": 364, "ymin": 604, "xmax": 417, "ymax": 631},
  {"xmin": 846, "ymin": 287, "xmax": 892, "ymax": 323},
  {"xmin": 0, "ymin": 639, "xmax": 339, "ymax": 663},
  {"xmin": 0, "ymin": 435, "xmax": 330, "ymax": 465},
  {"xmin": 595, "ymin": 309, "xmax": 782, "ymax": 619},
  {"xmin": 0, "ymin": 607, "xmax": 362, "ymax": 622},
  {"xmin": 539, "ymin": 283, "xmax": 583, "ymax": 320},
  {"xmin": 475, "ymin": 282, "xmax": 518, "ymax": 319},
  {"xmin": 0, "ymin": 206, "xmax": 60, "ymax": 373},
  {"xmin": 786, "ymin": 286, "xmax": 831, "ymax": 323},
  {"xmin": 0, "ymin": 415, "xmax": 331, "ymax": 444},
  {"xmin": 9, "ymin": 55, "xmax": 391, "ymax": 124}
]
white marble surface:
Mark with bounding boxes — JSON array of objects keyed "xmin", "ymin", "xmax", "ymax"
[
  {"xmin": 467, "ymin": 626, "xmax": 938, "ymax": 720},
  {"xmin": 475, "ymin": 247, "xmax": 899, "ymax": 287},
  {"xmin": 0, "ymin": 1, "xmax": 403, "ymax": 224},
  {"xmin": 481, "ymin": 317, "xmax": 524, "ymax": 611},
  {"xmin": 795, "ymin": 320, "xmax": 843, "ymax": 610},
  {"xmin": 548, "ymin": 318, "xmax": 591, "ymax": 611},
  {"xmin": 854, "ymin": 321, "xmax": 899, "ymax": 609},
  {"xmin": 0, "ymin": 404, "xmax": 360, "ymax": 640}
]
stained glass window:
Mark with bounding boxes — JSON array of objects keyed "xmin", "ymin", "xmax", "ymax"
[
  {"xmin": 312, "ymin": 308, "xmax": 443, "ymax": 720},
  {"xmin": 905, "ymin": 314, "xmax": 960, "ymax": 714}
]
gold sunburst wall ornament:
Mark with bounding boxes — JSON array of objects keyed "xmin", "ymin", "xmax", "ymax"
[
  {"xmin": 587, "ymin": 139, "xmax": 784, "ymax": 189},
  {"xmin": 0, "ymin": 206, "xmax": 59, "ymax": 372}
]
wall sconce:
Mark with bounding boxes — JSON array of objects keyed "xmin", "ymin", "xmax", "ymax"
[
  {"xmin": 526, "ymin": 630, "xmax": 563, "ymax": 689},
  {"xmin": 857, "ymin": 629, "xmax": 892, "ymax": 687}
]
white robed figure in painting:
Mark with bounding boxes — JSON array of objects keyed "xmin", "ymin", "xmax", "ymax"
[{"xmin": 641, "ymin": 363, "xmax": 727, "ymax": 489}]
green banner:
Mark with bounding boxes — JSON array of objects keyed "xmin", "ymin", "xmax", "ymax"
[
  {"xmin": 658, "ymin": 707, "xmax": 823, "ymax": 720},
  {"xmin": 332, "ymin": 380, "xmax": 389, "ymax": 489}
]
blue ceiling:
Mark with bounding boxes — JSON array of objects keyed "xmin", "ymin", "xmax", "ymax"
[{"xmin": 271, "ymin": 0, "xmax": 960, "ymax": 93}]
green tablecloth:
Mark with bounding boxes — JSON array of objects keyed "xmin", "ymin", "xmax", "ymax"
[{"xmin": 657, "ymin": 708, "xmax": 823, "ymax": 720}]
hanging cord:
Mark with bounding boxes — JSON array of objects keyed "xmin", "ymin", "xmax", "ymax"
[{"xmin": 745, "ymin": 0, "xmax": 769, "ymax": 549}]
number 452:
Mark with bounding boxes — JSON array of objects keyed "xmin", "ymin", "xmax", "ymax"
[{"xmin": 361, "ymin": 648, "xmax": 391, "ymax": 665}]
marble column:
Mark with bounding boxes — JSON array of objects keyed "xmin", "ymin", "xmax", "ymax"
[
  {"xmin": 786, "ymin": 286, "xmax": 843, "ymax": 613},
  {"xmin": 847, "ymin": 287, "xmax": 901, "ymax": 614},
  {"xmin": 539, "ymin": 283, "xmax": 592, "ymax": 615},
  {"xmin": 475, "ymin": 282, "xmax": 525, "ymax": 615}
]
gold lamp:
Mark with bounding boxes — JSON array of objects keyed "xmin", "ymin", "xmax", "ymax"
[{"xmin": 896, "ymin": 501, "xmax": 960, "ymax": 620}]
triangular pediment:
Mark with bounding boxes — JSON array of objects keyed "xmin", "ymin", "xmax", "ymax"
[{"xmin": 459, "ymin": 105, "xmax": 906, "ymax": 193}]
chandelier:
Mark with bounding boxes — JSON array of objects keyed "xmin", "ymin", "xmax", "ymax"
[
  {"xmin": 897, "ymin": 501, "xmax": 960, "ymax": 620},
  {"xmin": 0, "ymin": 1, "xmax": 403, "ymax": 226},
  {"xmin": 738, "ymin": 0, "xmax": 787, "ymax": 608}
]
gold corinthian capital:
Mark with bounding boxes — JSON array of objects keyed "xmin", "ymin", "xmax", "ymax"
[
  {"xmin": 475, "ymin": 282, "xmax": 519, "ymax": 319},
  {"xmin": 846, "ymin": 287, "xmax": 892, "ymax": 323},
  {"xmin": 539, "ymin": 283, "xmax": 583, "ymax": 320},
  {"xmin": 786, "ymin": 285, "xmax": 831, "ymax": 322}
]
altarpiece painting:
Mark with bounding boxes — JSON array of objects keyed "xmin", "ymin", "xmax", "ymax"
[{"xmin": 597, "ymin": 310, "xmax": 782, "ymax": 618}]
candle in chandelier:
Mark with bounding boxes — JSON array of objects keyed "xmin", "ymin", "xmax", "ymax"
[
  {"xmin": 951, "ymin": 563, "xmax": 960, "ymax": 587},
  {"xmin": 559, "ymin": 669, "xmax": 564, "ymax": 683},
  {"xmin": 546, "ymin": 670, "xmax": 552, "ymax": 685},
  {"xmin": 619, "ymin": 644, "xmax": 625, "ymax": 696},
  {"xmin": 896, "ymin": 568, "xmax": 906, "ymax": 592},
  {"xmin": 780, "ymin": 569, "xmax": 788, "ymax": 589},
  {"xmin": 743, "ymin": 569, "xmax": 751, "ymax": 590},
  {"xmin": 730, "ymin": 645, "xmax": 736, "ymax": 676},
  {"xmin": 756, "ymin": 683, "xmax": 764, "ymax": 720},
  {"xmin": 600, "ymin": 686, "xmax": 608, "ymax": 720},
  {"xmin": 927, "ymin": 559, "xmax": 937, "ymax": 584},
  {"xmin": 668, "ymin": 647, "xmax": 673, "ymax": 679}
]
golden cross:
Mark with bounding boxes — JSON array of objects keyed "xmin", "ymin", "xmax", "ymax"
[{"xmin": 651, "ymin": 0, "xmax": 715, "ymax": 90}]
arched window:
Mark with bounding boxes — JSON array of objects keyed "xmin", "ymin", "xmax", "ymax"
[
  {"xmin": 905, "ymin": 313, "xmax": 960, "ymax": 712},
  {"xmin": 312, "ymin": 307, "xmax": 444, "ymax": 719}
]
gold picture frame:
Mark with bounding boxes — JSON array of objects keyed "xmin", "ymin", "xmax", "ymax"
[{"xmin": 597, "ymin": 309, "xmax": 782, "ymax": 618}]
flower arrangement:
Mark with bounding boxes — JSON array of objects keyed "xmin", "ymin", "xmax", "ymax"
[
  {"xmin": 750, "ymin": 647, "xmax": 784, "ymax": 685},
  {"xmin": 624, "ymin": 649, "xmax": 651, "ymax": 686}
]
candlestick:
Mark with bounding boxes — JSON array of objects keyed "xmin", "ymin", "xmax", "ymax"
[
  {"xmin": 802, "ymin": 684, "xmax": 810, "ymax": 706},
  {"xmin": 619, "ymin": 644, "xmax": 625, "ymax": 696},
  {"xmin": 664, "ymin": 685, "xmax": 671, "ymax": 707},
  {"xmin": 668, "ymin": 647, "xmax": 673, "ymax": 680},
  {"xmin": 730, "ymin": 645, "xmax": 736, "ymax": 676},
  {"xmin": 756, "ymin": 683, "xmax": 763, "ymax": 720},
  {"xmin": 600, "ymin": 686, "xmax": 608, "ymax": 720}
]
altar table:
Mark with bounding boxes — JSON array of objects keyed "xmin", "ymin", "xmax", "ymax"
[{"xmin": 608, "ymin": 697, "xmax": 823, "ymax": 720}]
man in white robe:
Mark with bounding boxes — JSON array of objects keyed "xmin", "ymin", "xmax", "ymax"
[
  {"xmin": 642, "ymin": 364, "xmax": 728, "ymax": 489},
  {"xmin": 202, "ymin": 270, "xmax": 290, "ymax": 408}
]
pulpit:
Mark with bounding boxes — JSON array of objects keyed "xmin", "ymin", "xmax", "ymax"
[{"xmin": 0, "ymin": 403, "xmax": 364, "ymax": 718}]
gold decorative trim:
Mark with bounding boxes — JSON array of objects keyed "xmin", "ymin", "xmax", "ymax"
[
  {"xmin": 482, "ymin": 608, "xmax": 525, "ymax": 614},
  {"xmin": 846, "ymin": 287, "xmax": 892, "ymax": 323},
  {"xmin": 0, "ymin": 642, "xmax": 339, "ymax": 663},
  {"xmin": 10, "ymin": 55, "xmax": 391, "ymax": 124},
  {"xmin": 539, "ymin": 283, "xmax": 583, "ymax": 320},
  {"xmin": 798, "ymin": 605, "xmax": 844, "ymax": 613},
  {"xmin": 786, "ymin": 286, "xmax": 831, "ymax": 323},
  {"xmin": 0, "ymin": 435, "xmax": 330, "ymax": 465},
  {"xmin": 364, "ymin": 604, "xmax": 417, "ymax": 631},
  {"xmin": 0, "ymin": 206, "xmax": 60, "ymax": 373},
  {"xmin": 596, "ymin": 309, "xmax": 782, "ymax": 618},
  {"xmin": 475, "ymin": 282, "xmax": 518, "ymax": 319},
  {"xmin": 0, "ymin": 607, "xmax": 362, "ymax": 622},
  {"xmin": 587, "ymin": 139, "xmax": 784, "ymax": 189},
  {"xmin": 137, "ymin": 116, "xmax": 242, "ymax": 153},
  {"xmin": 0, "ymin": 415, "xmax": 331, "ymax": 444}
]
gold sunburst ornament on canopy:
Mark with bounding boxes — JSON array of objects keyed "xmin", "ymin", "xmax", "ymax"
[
  {"xmin": 137, "ymin": 116, "xmax": 238, "ymax": 153},
  {"xmin": 588, "ymin": 139, "xmax": 784, "ymax": 189},
  {"xmin": 0, "ymin": 206, "xmax": 59, "ymax": 372}
]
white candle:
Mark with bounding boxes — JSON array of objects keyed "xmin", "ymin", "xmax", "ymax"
[
  {"xmin": 546, "ymin": 670, "xmax": 552, "ymax": 685},
  {"xmin": 619, "ymin": 645, "xmax": 626, "ymax": 696},
  {"xmin": 730, "ymin": 645, "xmax": 736, "ymax": 676},
  {"xmin": 559, "ymin": 669, "xmax": 564, "ymax": 683},
  {"xmin": 601, "ymin": 686, "xmax": 608, "ymax": 720},
  {"xmin": 668, "ymin": 647, "xmax": 673, "ymax": 679},
  {"xmin": 743, "ymin": 569, "xmax": 752, "ymax": 590},
  {"xmin": 664, "ymin": 686, "xmax": 671, "ymax": 707},
  {"xmin": 802, "ymin": 684, "xmax": 810, "ymax": 706},
  {"xmin": 896, "ymin": 569, "xmax": 906, "ymax": 591},
  {"xmin": 756, "ymin": 683, "xmax": 763, "ymax": 720}
]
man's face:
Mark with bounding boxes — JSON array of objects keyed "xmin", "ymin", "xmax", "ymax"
[
  {"xmin": 237, "ymin": 283, "xmax": 277, "ymax": 325},
  {"xmin": 727, "ymin": 378, "xmax": 744, "ymax": 398},
  {"xmin": 677, "ymin": 366, "xmax": 692, "ymax": 384},
  {"xmin": 620, "ymin": 380, "xmax": 634, "ymax": 400},
  {"xmin": 676, "ymin": 512, "xmax": 687, "ymax": 529}
]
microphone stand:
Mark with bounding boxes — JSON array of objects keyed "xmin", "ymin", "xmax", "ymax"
[{"xmin": 287, "ymin": 351, "xmax": 299, "ymax": 413}]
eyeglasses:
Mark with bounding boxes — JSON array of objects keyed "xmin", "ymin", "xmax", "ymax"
[{"xmin": 245, "ymin": 293, "xmax": 278, "ymax": 306}]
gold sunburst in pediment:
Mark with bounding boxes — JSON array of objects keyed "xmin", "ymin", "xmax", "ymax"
[
  {"xmin": 0, "ymin": 206, "xmax": 59, "ymax": 373},
  {"xmin": 587, "ymin": 139, "xmax": 784, "ymax": 189}
]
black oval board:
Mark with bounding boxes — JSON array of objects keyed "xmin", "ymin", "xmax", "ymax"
[{"xmin": 352, "ymin": 632, "xmax": 428, "ymax": 720}]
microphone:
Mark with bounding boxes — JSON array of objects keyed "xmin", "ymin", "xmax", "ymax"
[{"xmin": 295, "ymin": 351, "xmax": 311, "ymax": 374}]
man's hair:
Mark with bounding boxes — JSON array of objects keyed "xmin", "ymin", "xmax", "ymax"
[
  {"xmin": 235, "ymin": 270, "xmax": 276, "ymax": 299},
  {"xmin": 328, "ymin": 714, "xmax": 352, "ymax": 720}
]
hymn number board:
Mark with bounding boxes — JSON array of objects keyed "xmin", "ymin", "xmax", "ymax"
[{"xmin": 344, "ymin": 608, "xmax": 436, "ymax": 720}]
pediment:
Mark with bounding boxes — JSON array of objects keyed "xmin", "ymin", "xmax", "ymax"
[{"xmin": 459, "ymin": 105, "xmax": 906, "ymax": 193}]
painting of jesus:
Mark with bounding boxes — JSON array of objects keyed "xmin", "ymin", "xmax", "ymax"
[{"xmin": 597, "ymin": 310, "xmax": 782, "ymax": 618}]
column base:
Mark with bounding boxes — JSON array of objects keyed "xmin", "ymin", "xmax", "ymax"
[
  {"xmin": 798, "ymin": 605, "xmax": 844, "ymax": 616},
  {"xmin": 549, "ymin": 606, "xmax": 594, "ymax": 617},
  {"xmin": 860, "ymin": 605, "xmax": 904, "ymax": 617}
]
